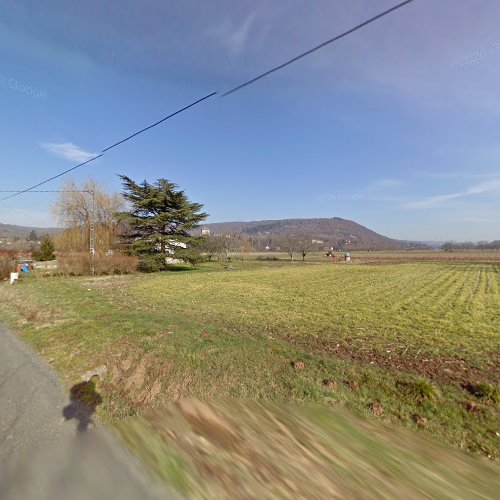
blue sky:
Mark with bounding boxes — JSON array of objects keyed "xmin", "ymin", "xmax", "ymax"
[{"xmin": 0, "ymin": 0, "xmax": 499, "ymax": 241}]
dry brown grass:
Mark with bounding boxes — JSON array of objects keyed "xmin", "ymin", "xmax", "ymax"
[{"xmin": 57, "ymin": 252, "xmax": 138, "ymax": 276}]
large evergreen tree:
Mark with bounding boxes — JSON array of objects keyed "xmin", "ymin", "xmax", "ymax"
[{"xmin": 118, "ymin": 175, "xmax": 208, "ymax": 256}]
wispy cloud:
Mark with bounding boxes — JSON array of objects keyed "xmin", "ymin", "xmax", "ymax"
[
  {"xmin": 421, "ymin": 172, "xmax": 500, "ymax": 180},
  {"xmin": 40, "ymin": 142, "xmax": 96, "ymax": 163},
  {"xmin": 208, "ymin": 12, "xmax": 256, "ymax": 55},
  {"xmin": 402, "ymin": 179, "xmax": 500, "ymax": 209}
]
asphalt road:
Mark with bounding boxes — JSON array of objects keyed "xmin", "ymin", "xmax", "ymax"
[{"xmin": 0, "ymin": 324, "xmax": 175, "ymax": 499}]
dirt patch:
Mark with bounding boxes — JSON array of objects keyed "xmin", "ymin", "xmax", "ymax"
[
  {"xmin": 2, "ymin": 287, "xmax": 67, "ymax": 330},
  {"xmin": 83, "ymin": 276, "xmax": 134, "ymax": 290},
  {"xmin": 346, "ymin": 380, "xmax": 360, "ymax": 391},
  {"xmin": 463, "ymin": 402, "xmax": 481, "ymax": 413},
  {"xmin": 322, "ymin": 379, "xmax": 337, "ymax": 390},
  {"xmin": 370, "ymin": 402, "xmax": 384, "ymax": 416},
  {"xmin": 412, "ymin": 414, "xmax": 428, "ymax": 426},
  {"xmin": 124, "ymin": 356, "xmax": 151, "ymax": 392},
  {"xmin": 105, "ymin": 340, "xmax": 171, "ymax": 406},
  {"xmin": 289, "ymin": 334, "xmax": 500, "ymax": 386}
]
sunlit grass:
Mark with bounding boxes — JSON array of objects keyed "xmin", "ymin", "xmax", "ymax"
[{"xmin": 0, "ymin": 258, "xmax": 498, "ymax": 460}]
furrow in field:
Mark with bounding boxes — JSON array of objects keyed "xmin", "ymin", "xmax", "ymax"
[
  {"xmin": 105, "ymin": 264, "xmax": 499, "ymax": 374},
  {"xmin": 385, "ymin": 266, "xmax": 458, "ymax": 329},
  {"xmin": 392, "ymin": 266, "xmax": 450, "ymax": 311},
  {"xmin": 417, "ymin": 266, "xmax": 476, "ymax": 322}
]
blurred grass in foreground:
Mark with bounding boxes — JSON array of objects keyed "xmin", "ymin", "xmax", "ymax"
[{"xmin": 115, "ymin": 399, "xmax": 499, "ymax": 499}]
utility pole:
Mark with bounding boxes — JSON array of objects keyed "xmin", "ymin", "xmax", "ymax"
[
  {"xmin": 88, "ymin": 190, "xmax": 95, "ymax": 275},
  {"xmin": 0, "ymin": 189, "xmax": 97, "ymax": 274}
]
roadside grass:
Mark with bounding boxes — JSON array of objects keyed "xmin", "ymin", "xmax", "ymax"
[
  {"xmin": 114, "ymin": 399, "xmax": 500, "ymax": 499},
  {"xmin": 0, "ymin": 259, "xmax": 498, "ymax": 462}
]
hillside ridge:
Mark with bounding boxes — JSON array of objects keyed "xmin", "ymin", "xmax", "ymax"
[
  {"xmin": 0, "ymin": 222, "xmax": 60, "ymax": 240},
  {"xmin": 202, "ymin": 217, "xmax": 407, "ymax": 249}
]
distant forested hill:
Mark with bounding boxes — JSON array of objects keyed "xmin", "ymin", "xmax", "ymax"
[{"xmin": 201, "ymin": 217, "xmax": 422, "ymax": 250}]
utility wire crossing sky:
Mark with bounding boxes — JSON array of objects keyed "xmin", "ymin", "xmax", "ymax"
[{"xmin": 1, "ymin": 0, "xmax": 416, "ymax": 202}]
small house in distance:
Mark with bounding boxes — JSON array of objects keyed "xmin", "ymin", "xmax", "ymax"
[{"xmin": 201, "ymin": 227, "xmax": 210, "ymax": 236}]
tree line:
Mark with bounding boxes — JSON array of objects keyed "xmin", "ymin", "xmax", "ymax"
[
  {"xmin": 36, "ymin": 173, "xmax": 500, "ymax": 274},
  {"xmin": 441, "ymin": 241, "xmax": 500, "ymax": 252}
]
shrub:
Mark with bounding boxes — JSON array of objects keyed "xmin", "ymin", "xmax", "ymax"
[
  {"xmin": 175, "ymin": 248, "xmax": 205, "ymax": 266},
  {"xmin": 256, "ymin": 255, "xmax": 280, "ymax": 261},
  {"xmin": 94, "ymin": 253, "xmax": 138, "ymax": 275},
  {"xmin": 0, "ymin": 255, "xmax": 15, "ymax": 280},
  {"xmin": 57, "ymin": 253, "xmax": 91, "ymax": 276},
  {"xmin": 138, "ymin": 254, "xmax": 168, "ymax": 273},
  {"xmin": 58, "ymin": 252, "xmax": 138, "ymax": 276}
]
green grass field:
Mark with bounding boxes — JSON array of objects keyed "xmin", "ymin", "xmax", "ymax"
[
  {"xmin": 113, "ymin": 259, "xmax": 499, "ymax": 375},
  {"xmin": 0, "ymin": 254, "xmax": 498, "ymax": 468}
]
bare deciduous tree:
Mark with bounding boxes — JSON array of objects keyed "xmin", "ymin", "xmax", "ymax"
[
  {"xmin": 199, "ymin": 234, "xmax": 232, "ymax": 262},
  {"xmin": 278, "ymin": 235, "xmax": 300, "ymax": 261},
  {"xmin": 296, "ymin": 234, "xmax": 317, "ymax": 261},
  {"xmin": 52, "ymin": 179, "xmax": 124, "ymax": 254}
]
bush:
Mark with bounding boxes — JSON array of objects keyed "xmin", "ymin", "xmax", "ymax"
[
  {"xmin": 0, "ymin": 255, "xmax": 15, "ymax": 280},
  {"xmin": 94, "ymin": 253, "xmax": 138, "ymax": 275},
  {"xmin": 58, "ymin": 252, "xmax": 138, "ymax": 276},
  {"xmin": 256, "ymin": 255, "xmax": 280, "ymax": 261},
  {"xmin": 175, "ymin": 248, "xmax": 205, "ymax": 266},
  {"xmin": 57, "ymin": 253, "xmax": 90, "ymax": 276},
  {"xmin": 138, "ymin": 254, "xmax": 168, "ymax": 273}
]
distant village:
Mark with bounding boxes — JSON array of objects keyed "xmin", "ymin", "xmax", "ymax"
[{"xmin": 0, "ymin": 229, "xmax": 43, "ymax": 254}]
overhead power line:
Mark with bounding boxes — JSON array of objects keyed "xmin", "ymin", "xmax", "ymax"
[
  {"xmin": 0, "ymin": 190, "xmax": 92, "ymax": 193},
  {"xmin": 0, "ymin": 91, "xmax": 216, "ymax": 203},
  {"xmin": 102, "ymin": 92, "xmax": 217, "ymax": 152},
  {"xmin": 2, "ymin": 0, "xmax": 417, "ymax": 202},
  {"xmin": 222, "ymin": 0, "xmax": 417, "ymax": 96},
  {"xmin": 0, "ymin": 155, "xmax": 103, "ymax": 202}
]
